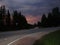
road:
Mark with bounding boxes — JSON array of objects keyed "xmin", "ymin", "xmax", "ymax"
[{"xmin": 0, "ymin": 27, "xmax": 60, "ymax": 45}]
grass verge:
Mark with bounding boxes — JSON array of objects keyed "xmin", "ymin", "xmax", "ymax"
[{"xmin": 33, "ymin": 30, "xmax": 60, "ymax": 45}]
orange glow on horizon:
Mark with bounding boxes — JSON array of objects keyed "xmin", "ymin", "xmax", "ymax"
[{"xmin": 25, "ymin": 15, "xmax": 42, "ymax": 24}]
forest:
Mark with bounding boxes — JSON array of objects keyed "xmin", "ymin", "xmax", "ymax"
[
  {"xmin": 0, "ymin": 5, "xmax": 34, "ymax": 31},
  {"xmin": 38, "ymin": 7, "xmax": 60, "ymax": 27},
  {"xmin": 0, "ymin": 5, "xmax": 60, "ymax": 31}
]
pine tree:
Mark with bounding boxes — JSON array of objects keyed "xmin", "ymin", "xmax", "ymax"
[
  {"xmin": 41, "ymin": 14, "xmax": 47, "ymax": 27},
  {"xmin": 6, "ymin": 10, "xmax": 11, "ymax": 26},
  {"xmin": 37, "ymin": 21, "xmax": 41, "ymax": 27},
  {"xmin": 1, "ymin": 5, "xmax": 6, "ymax": 26},
  {"xmin": 47, "ymin": 13, "xmax": 52, "ymax": 27},
  {"xmin": 0, "ymin": 6, "xmax": 2, "ymax": 26},
  {"xmin": 17, "ymin": 12, "xmax": 28, "ymax": 28},
  {"xmin": 13, "ymin": 10, "xmax": 18, "ymax": 26},
  {"xmin": 52, "ymin": 7, "xmax": 60, "ymax": 26}
]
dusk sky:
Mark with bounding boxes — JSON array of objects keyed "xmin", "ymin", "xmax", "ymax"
[{"xmin": 0, "ymin": 0, "xmax": 60, "ymax": 24}]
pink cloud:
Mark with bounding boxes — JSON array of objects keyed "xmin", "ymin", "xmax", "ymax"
[{"xmin": 25, "ymin": 15, "xmax": 42, "ymax": 24}]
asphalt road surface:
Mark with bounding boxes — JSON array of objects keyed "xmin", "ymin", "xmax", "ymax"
[{"xmin": 0, "ymin": 27, "xmax": 60, "ymax": 45}]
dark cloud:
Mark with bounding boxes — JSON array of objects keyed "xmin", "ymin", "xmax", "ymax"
[
  {"xmin": 0, "ymin": 0, "xmax": 3, "ymax": 1},
  {"xmin": 0, "ymin": 0, "xmax": 60, "ymax": 24},
  {"xmin": 0, "ymin": 0, "xmax": 60, "ymax": 16}
]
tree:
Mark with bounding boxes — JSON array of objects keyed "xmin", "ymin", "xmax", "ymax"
[
  {"xmin": 41, "ymin": 14, "xmax": 47, "ymax": 27},
  {"xmin": 47, "ymin": 13, "xmax": 52, "ymax": 27},
  {"xmin": 0, "ymin": 6, "xmax": 3, "ymax": 26},
  {"xmin": 52, "ymin": 7, "xmax": 60, "ymax": 26},
  {"xmin": 17, "ymin": 12, "xmax": 28, "ymax": 28},
  {"xmin": 37, "ymin": 21, "xmax": 41, "ymax": 28},
  {"xmin": 52, "ymin": 7, "xmax": 59, "ymax": 16},
  {"xmin": 13, "ymin": 10, "xmax": 18, "ymax": 26},
  {"xmin": 1, "ymin": 5, "xmax": 6, "ymax": 26},
  {"xmin": 6, "ymin": 10, "xmax": 11, "ymax": 26}
]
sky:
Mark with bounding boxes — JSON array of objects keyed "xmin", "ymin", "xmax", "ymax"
[{"xmin": 0, "ymin": 0, "xmax": 60, "ymax": 24}]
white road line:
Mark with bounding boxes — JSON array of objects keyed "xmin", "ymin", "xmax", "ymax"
[
  {"xmin": 7, "ymin": 32, "xmax": 49, "ymax": 45},
  {"xmin": 7, "ymin": 35, "xmax": 30, "ymax": 45},
  {"xmin": 7, "ymin": 32, "xmax": 41, "ymax": 45}
]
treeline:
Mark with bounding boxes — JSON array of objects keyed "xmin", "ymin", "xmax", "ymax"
[
  {"xmin": 0, "ymin": 5, "xmax": 60, "ymax": 31},
  {"xmin": 0, "ymin": 5, "xmax": 34, "ymax": 31},
  {"xmin": 37, "ymin": 7, "xmax": 60, "ymax": 27}
]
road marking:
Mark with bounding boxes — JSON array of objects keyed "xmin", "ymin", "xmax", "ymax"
[
  {"xmin": 7, "ymin": 35, "xmax": 30, "ymax": 45},
  {"xmin": 7, "ymin": 32, "xmax": 53, "ymax": 45},
  {"xmin": 7, "ymin": 32, "xmax": 40, "ymax": 45}
]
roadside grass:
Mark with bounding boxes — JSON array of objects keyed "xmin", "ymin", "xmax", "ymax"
[{"xmin": 33, "ymin": 30, "xmax": 60, "ymax": 45}]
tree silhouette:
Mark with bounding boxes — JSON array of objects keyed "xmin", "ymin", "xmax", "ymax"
[
  {"xmin": 0, "ymin": 5, "xmax": 60, "ymax": 31},
  {"xmin": 13, "ymin": 10, "xmax": 18, "ymax": 26},
  {"xmin": 6, "ymin": 10, "xmax": 11, "ymax": 26},
  {"xmin": 41, "ymin": 14, "xmax": 47, "ymax": 27},
  {"xmin": 52, "ymin": 7, "xmax": 59, "ymax": 16},
  {"xmin": 37, "ymin": 21, "xmax": 41, "ymax": 28},
  {"xmin": 0, "ymin": 6, "xmax": 2, "ymax": 27},
  {"xmin": 17, "ymin": 12, "xmax": 28, "ymax": 29},
  {"xmin": 1, "ymin": 5, "xmax": 6, "ymax": 26},
  {"xmin": 0, "ymin": 5, "xmax": 35, "ymax": 31},
  {"xmin": 52, "ymin": 7, "xmax": 60, "ymax": 26},
  {"xmin": 40, "ymin": 7, "xmax": 60, "ymax": 27},
  {"xmin": 47, "ymin": 13, "xmax": 52, "ymax": 27}
]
